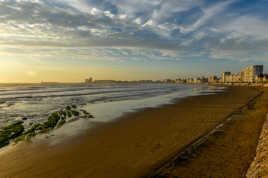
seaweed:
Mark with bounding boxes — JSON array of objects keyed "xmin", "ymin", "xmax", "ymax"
[
  {"xmin": 2, "ymin": 121, "xmax": 24, "ymax": 139},
  {"xmin": 80, "ymin": 109, "xmax": 94, "ymax": 118},
  {"xmin": 0, "ymin": 105, "xmax": 94, "ymax": 147},
  {"xmin": 66, "ymin": 106, "xmax": 71, "ymax": 110},
  {"xmin": 43, "ymin": 113, "xmax": 61, "ymax": 129},
  {"xmin": 0, "ymin": 121, "xmax": 24, "ymax": 148},
  {"xmin": 13, "ymin": 135, "xmax": 25, "ymax": 144},
  {"xmin": 23, "ymin": 124, "xmax": 40, "ymax": 135},
  {"xmin": 0, "ymin": 134, "xmax": 9, "ymax": 148},
  {"xmin": 80, "ymin": 109, "xmax": 89, "ymax": 115},
  {"xmin": 71, "ymin": 110, "xmax": 80, "ymax": 116},
  {"xmin": 88, "ymin": 114, "xmax": 94, "ymax": 118},
  {"xmin": 66, "ymin": 110, "xmax": 72, "ymax": 118},
  {"xmin": 71, "ymin": 105, "xmax": 77, "ymax": 109},
  {"xmin": 57, "ymin": 119, "xmax": 66, "ymax": 128},
  {"xmin": 59, "ymin": 110, "xmax": 67, "ymax": 118}
]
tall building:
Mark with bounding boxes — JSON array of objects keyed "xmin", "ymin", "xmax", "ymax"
[
  {"xmin": 221, "ymin": 65, "xmax": 264, "ymax": 83},
  {"xmin": 208, "ymin": 76, "xmax": 218, "ymax": 83},
  {"xmin": 240, "ymin": 65, "xmax": 263, "ymax": 83},
  {"xmin": 221, "ymin": 72, "xmax": 231, "ymax": 83},
  {"xmin": 193, "ymin": 77, "xmax": 200, "ymax": 84}
]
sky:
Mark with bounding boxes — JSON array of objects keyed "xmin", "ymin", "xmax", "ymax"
[{"xmin": 0, "ymin": 0, "xmax": 268, "ymax": 82}]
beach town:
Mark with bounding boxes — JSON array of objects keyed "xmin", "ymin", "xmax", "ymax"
[
  {"xmin": 1, "ymin": 0, "xmax": 268, "ymax": 177},
  {"xmin": 84, "ymin": 65, "xmax": 268, "ymax": 86},
  {"xmin": 0, "ymin": 67, "xmax": 268, "ymax": 177}
]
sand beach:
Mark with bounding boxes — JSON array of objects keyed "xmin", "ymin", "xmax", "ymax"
[{"xmin": 0, "ymin": 87, "xmax": 267, "ymax": 178}]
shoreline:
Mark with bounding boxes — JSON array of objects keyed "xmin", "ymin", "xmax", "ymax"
[
  {"xmin": 0, "ymin": 85, "xmax": 222, "ymax": 153},
  {"xmin": 0, "ymin": 86, "xmax": 263, "ymax": 178},
  {"xmin": 0, "ymin": 84, "xmax": 217, "ymax": 130}
]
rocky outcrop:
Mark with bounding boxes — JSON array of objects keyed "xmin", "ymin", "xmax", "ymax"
[{"xmin": 247, "ymin": 114, "xmax": 268, "ymax": 178}]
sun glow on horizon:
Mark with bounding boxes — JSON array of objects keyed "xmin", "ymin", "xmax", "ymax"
[{"xmin": 0, "ymin": 0, "xmax": 268, "ymax": 82}]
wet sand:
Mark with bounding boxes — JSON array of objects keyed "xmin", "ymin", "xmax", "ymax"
[
  {"xmin": 148, "ymin": 88, "xmax": 268, "ymax": 178},
  {"xmin": 0, "ymin": 87, "xmax": 262, "ymax": 178}
]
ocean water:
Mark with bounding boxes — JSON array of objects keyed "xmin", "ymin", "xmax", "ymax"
[{"xmin": 0, "ymin": 83, "xmax": 224, "ymax": 139}]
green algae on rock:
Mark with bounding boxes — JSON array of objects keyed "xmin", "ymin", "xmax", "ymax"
[
  {"xmin": 0, "ymin": 106, "xmax": 94, "ymax": 148},
  {"xmin": 0, "ymin": 121, "xmax": 24, "ymax": 148}
]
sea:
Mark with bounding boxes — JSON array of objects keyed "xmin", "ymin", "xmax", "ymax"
[{"xmin": 0, "ymin": 83, "xmax": 224, "ymax": 141}]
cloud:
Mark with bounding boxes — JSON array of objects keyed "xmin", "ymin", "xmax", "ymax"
[
  {"xmin": 0, "ymin": 44, "xmax": 186, "ymax": 62},
  {"xmin": 221, "ymin": 16, "xmax": 268, "ymax": 40},
  {"xmin": 177, "ymin": 0, "xmax": 235, "ymax": 34},
  {"xmin": 0, "ymin": 0, "xmax": 268, "ymax": 65},
  {"xmin": 198, "ymin": 15, "xmax": 268, "ymax": 62},
  {"xmin": 0, "ymin": 0, "xmax": 203, "ymax": 45}
]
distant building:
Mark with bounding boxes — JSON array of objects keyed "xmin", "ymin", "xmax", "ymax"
[
  {"xmin": 175, "ymin": 78, "xmax": 186, "ymax": 84},
  {"xmin": 208, "ymin": 76, "xmax": 218, "ymax": 83},
  {"xmin": 200, "ymin": 76, "xmax": 208, "ymax": 83},
  {"xmin": 240, "ymin": 65, "xmax": 263, "ymax": 83},
  {"xmin": 193, "ymin": 77, "xmax": 201, "ymax": 84},
  {"xmin": 221, "ymin": 65, "xmax": 264, "ymax": 83},
  {"xmin": 184, "ymin": 77, "xmax": 208, "ymax": 84},
  {"xmin": 163, "ymin": 79, "xmax": 175, "ymax": 83},
  {"xmin": 263, "ymin": 74, "xmax": 268, "ymax": 83},
  {"xmin": 186, "ymin": 78, "xmax": 194, "ymax": 84},
  {"xmin": 85, "ymin": 77, "xmax": 93, "ymax": 83},
  {"xmin": 221, "ymin": 72, "xmax": 231, "ymax": 83}
]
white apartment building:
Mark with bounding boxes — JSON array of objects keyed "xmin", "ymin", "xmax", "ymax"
[{"xmin": 221, "ymin": 65, "xmax": 264, "ymax": 83}]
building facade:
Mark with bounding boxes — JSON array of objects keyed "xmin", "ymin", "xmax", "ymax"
[
  {"xmin": 221, "ymin": 65, "xmax": 263, "ymax": 83},
  {"xmin": 240, "ymin": 65, "xmax": 263, "ymax": 83},
  {"xmin": 221, "ymin": 72, "xmax": 231, "ymax": 83},
  {"xmin": 208, "ymin": 76, "xmax": 218, "ymax": 83}
]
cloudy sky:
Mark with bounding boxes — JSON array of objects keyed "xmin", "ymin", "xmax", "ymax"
[{"xmin": 0, "ymin": 0, "xmax": 268, "ymax": 82}]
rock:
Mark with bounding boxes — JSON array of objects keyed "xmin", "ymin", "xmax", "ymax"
[{"xmin": 247, "ymin": 114, "xmax": 268, "ymax": 178}]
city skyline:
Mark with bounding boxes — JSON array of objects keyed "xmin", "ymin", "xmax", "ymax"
[
  {"xmin": 1, "ymin": 64, "xmax": 264, "ymax": 84},
  {"xmin": 1, "ymin": 0, "xmax": 268, "ymax": 83}
]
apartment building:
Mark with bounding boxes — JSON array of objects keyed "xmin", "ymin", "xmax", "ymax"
[{"xmin": 221, "ymin": 65, "xmax": 263, "ymax": 83}]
